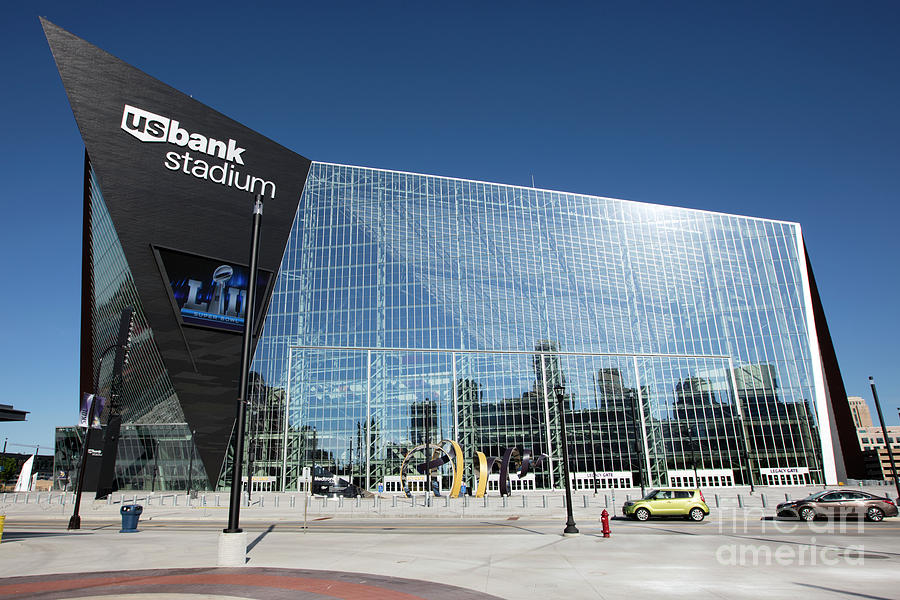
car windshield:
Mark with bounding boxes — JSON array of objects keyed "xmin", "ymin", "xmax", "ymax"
[
  {"xmin": 801, "ymin": 491, "xmax": 829, "ymax": 501},
  {"xmin": 643, "ymin": 489, "xmax": 660, "ymax": 500}
]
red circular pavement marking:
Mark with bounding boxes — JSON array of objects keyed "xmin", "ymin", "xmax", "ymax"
[{"xmin": 0, "ymin": 573, "xmax": 429, "ymax": 600}]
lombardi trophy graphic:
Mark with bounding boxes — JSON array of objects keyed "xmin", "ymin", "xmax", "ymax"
[{"xmin": 210, "ymin": 265, "xmax": 234, "ymax": 315}]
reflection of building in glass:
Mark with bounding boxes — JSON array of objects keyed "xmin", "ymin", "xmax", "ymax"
[
  {"xmin": 56, "ymin": 424, "xmax": 204, "ymax": 492},
  {"xmin": 251, "ymin": 164, "xmax": 847, "ymax": 491}
]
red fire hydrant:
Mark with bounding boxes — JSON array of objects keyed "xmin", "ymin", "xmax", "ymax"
[{"xmin": 601, "ymin": 509, "xmax": 611, "ymax": 538}]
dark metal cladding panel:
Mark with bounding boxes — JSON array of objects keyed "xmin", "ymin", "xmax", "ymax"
[
  {"xmin": 803, "ymin": 242, "xmax": 866, "ymax": 480},
  {"xmin": 42, "ymin": 18, "xmax": 311, "ymax": 484}
]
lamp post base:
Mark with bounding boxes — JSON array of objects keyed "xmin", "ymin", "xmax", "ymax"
[
  {"xmin": 563, "ymin": 521, "xmax": 580, "ymax": 536},
  {"xmin": 67, "ymin": 515, "xmax": 81, "ymax": 530},
  {"xmin": 217, "ymin": 531, "xmax": 248, "ymax": 566}
]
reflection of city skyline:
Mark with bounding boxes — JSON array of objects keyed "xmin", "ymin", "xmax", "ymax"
[{"xmin": 237, "ymin": 345, "xmax": 824, "ymax": 492}]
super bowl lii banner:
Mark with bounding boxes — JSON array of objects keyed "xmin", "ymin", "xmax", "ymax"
[{"xmin": 79, "ymin": 393, "xmax": 106, "ymax": 429}]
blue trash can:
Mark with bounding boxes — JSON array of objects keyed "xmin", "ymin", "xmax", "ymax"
[{"xmin": 120, "ymin": 504, "xmax": 143, "ymax": 533}]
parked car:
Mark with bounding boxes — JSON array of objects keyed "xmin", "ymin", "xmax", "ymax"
[
  {"xmin": 623, "ymin": 488, "xmax": 710, "ymax": 521},
  {"xmin": 776, "ymin": 490, "xmax": 898, "ymax": 522}
]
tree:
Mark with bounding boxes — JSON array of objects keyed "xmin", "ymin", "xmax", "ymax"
[{"xmin": 0, "ymin": 456, "xmax": 20, "ymax": 485}]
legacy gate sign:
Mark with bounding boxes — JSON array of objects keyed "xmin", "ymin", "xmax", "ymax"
[{"xmin": 43, "ymin": 18, "xmax": 311, "ymax": 486}]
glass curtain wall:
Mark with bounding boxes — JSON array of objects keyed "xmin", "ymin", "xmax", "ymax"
[
  {"xmin": 55, "ymin": 424, "xmax": 205, "ymax": 492},
  {"xmin": 249, "ymin": 163, "xmax": 826, "ymax": 490}
]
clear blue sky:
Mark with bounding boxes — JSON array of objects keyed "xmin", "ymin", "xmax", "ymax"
[{"xmin": 2, "ymin": 1, "xmax": 898, "ymax": 453}]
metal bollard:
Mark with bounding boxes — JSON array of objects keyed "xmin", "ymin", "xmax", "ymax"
[
  {"xmin": 338, "ymin": 496, "xmax": 343, "ymax": 508},
  {"xmin": 357, "ymin": 496, "xmax": 362, "ymax": 508},
  {"xmin": 216, "ymin": 495, "xmax": 221, "ymax": 507},
  {"xmin": 542, "ymin": 495, "xmax": 547, "ymax": 508},
  {"xmin": 260, "ymin": 496, "xmax": 265, "ymax": 507},
  {"xmin": 583, "ymin": 495, "xmax": 589, "ymax": 508},
  {"xmin": 392, "ymin": 495, "xmax": 397, "ymax": 508},
  {"xmin": 464, "ymin": 495, "xmax": 469, "ymax": 508},
  {"xmin": 107, "ymin": 495, "xmax": 112, "ymax": 505},
  {"xmin": 502, "ymin": 496, "xmax": 508, "ymax": 508},
  {"xmin": 737, "ymin": 494, "xmax": 743, "ymax": 508},
  {"xmin": 483, "ymin": 496, "xmax": 488, "ymax": 508},
  {"xmin": 761, "ymin": 493, "xmax": 767, "ymax": 508},
  {"xmin": 715, "ymin": 493, "xmax": 720, "ymax": 508},
  {"xmin": 522, "ymin": 495, "xmax": 527, "ymax": 508}
]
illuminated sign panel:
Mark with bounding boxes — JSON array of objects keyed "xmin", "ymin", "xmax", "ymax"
[{"xmin": 156, "ymin": 247, "xmax": 273, "ymax": 333}]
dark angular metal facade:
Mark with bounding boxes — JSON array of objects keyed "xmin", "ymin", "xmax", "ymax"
[{"xmin": 44, "ymin": 19, "xmax": 311, "ymax": 485}]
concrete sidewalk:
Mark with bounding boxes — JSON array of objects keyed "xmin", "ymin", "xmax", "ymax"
[
  {"xmin": 1, "ymin": 520, "xmax": 899, "ymax": 599},
  {"xmin": 2, "ymin": 486, "xmax": 898, "ymax": 599}
]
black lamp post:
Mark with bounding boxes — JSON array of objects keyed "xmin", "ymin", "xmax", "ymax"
[
  {"xmin": 151, "ymin": 439, "xmax": 160, "ymax": 492},
  {"xmin": 870, "ymin": 377, "xmax": 900, "ymax": 501},
  {"xmin": 68, "ymin": 307, "xmax": 134, "ymax": 530},
  {"xmin": 424, "ymin": 398, "xmax": 431, "ymax": 505},
  {"xmin": 554, "ymin": 383, "xmax": 579, "ymax": 535},
  {"xmin": 224, "ymin": 194, "xmax": 264, "ymax": 534},
  {"xmin": 683, "ymin": 424, "xmax": 699, "ymax": 487},
  {"xmin": 186, "ymin": 429, "xmax": 196, "ymax": 496}
]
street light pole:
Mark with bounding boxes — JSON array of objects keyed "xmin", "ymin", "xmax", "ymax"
[
  {"xmin": 151, "ymin": 439, "xmax": 160, "ymax": 493},
  {"xmin": 69, "ymin": 308, "xmax": 134, "ymax": 529},
  {"xmin": 554, "ymin": 383, "xmax": 579, "ymax": 535},
  {"xmin": 225, "ymin": 194, "xmax": 264, "ymax": 535},
  {"xmin": 685, "ymin": 424, "xmax": 699, "ymax": 487},
  {"xmin": 67, "ymin": 397, "xmax": 97, "ymax": 530},
  {"xmin": 425, "ymin": 398, "xmax": 431, "ymax": 505},
  {"xmin": 187, "ymin": 429, "xmax": 196, "ymax": 496},
  {"xmin": 869, "ymin": 377, "xmax": 900, "ymax": 501}
]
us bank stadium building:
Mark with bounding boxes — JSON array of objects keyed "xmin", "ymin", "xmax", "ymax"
[{"xmin": 44, "ymin": 19, "xmax": 866, "ymax": 498}]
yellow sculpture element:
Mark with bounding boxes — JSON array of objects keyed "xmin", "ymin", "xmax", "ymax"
[
  {"xmin": 475, "ymin": 451, "xmax": 489, "ymax": 498},
  {"xmin": 447, "ymin": 440, "xmax": 464, "ymax": 498},
  {"xmin": 399, "ymin": 439, "xmax": 466, "ymax": 498}
]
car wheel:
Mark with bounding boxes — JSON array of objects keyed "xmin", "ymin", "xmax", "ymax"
[
  {"xmin": 866, "ymin": 507, "xmax": 885, "ymax": 522},
  {"xmin": 799, "ymin": 507, "xmax": 816, "ymax": 522},
  {"xmin": 689, "ymin": 507, "xmax": 705, "ymax": 521},
  {"xmin": 635, "ymin": 507, "xmax": 650, "ymax": 521}
]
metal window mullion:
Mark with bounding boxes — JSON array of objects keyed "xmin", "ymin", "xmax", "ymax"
[
  {"xmin": 633, "ymin": 356, "xmax": 653, "ymax": 486},
  {"xmin": 540, "ymin": 353, "xmax": 555, "ymax": 489},
  {"xmin": 366, "ymin": 349, "xmax": 372, "ymax": 490}
]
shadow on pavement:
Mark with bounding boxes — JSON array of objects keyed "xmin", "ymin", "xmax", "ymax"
[
  {"xmin": 247, "ymin": 524, "xmax": 275, "ymax": 552},
  {"xmin": 794, "ymin": 583, "xmax": 894, "ymax": 600}
]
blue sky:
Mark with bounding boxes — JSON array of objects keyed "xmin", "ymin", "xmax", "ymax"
[{"xmin": 1, "ymin": 1, "xmax": 898, "ymax": 453}]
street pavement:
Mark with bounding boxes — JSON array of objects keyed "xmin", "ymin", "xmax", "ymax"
[{"xmin": 1, "ymin": 489, "xmax": 899, "ymax": 599}]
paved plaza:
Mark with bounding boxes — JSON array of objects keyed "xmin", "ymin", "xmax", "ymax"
[{"xmin": 1, "ymin": 488, "xmax": 898, "ymax": 599}]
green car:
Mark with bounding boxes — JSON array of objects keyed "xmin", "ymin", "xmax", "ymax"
[{"xmin": 622, "ymin": 488, "xmax": 710, "ymax": 521}]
